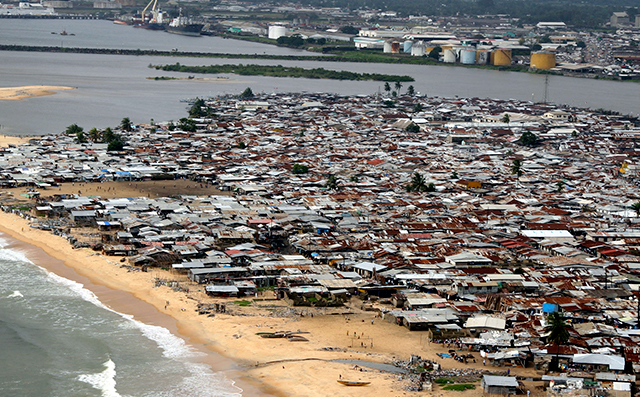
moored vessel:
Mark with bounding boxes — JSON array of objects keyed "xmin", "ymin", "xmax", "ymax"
[{"xmin": 166, "ymin": 11, "xmax": 202, "ymax": 36}]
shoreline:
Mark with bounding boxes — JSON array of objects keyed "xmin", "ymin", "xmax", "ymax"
[
  {"xmin": 0, "ymin": 85, "xmax": 75, "ymax": 101},
  {"xmin": 0, "ymin": 211, "xmax": 273, "ymax": 397},
  {"xmin": 1, "ymin": 44, "xmax": 636, "ymax": 83},
  {"xmin": 0, "ymin": 203, "xmax": 536, "ymax": 397}
]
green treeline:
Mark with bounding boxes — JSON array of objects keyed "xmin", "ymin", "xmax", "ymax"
[
  {"xmin": 0, "ymin": 44, "xmax": 442, "ymax": 66},
  {"xmin": 151, "ymin": 63, "xmax": 414, "ymax": 82}
]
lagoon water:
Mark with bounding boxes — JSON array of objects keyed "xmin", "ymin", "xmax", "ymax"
[
  {"xmin": 0, "ymin": 19, "xmax": 639, "ymax": 135},
  {"xmin": 0, "ymin": 235, "xmax": 242, "ymax": 396}
]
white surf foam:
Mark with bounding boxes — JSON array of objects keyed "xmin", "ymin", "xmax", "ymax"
[
  {"xmin": 78, "ymin": 358, "xmax": 122, "ymax": 397},
  {"xmin": 8, "ymin": 290, "xmax": 23, "ymax": 298},
  {"xmin": 45, "ymin": 271, "xmax": 205, "ymax": 360},
  {"xmin": 0, "ymin": 244, "xmax": 33, "ymax": 264},
  {"xmin": 0, "ymin": 245, "xmax": 242, "ymax": 397}
]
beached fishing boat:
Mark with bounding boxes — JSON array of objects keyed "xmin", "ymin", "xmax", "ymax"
[
  {"xmin": 260, "ymin": 332, "xmax": 287, "ymax": 338},
  {"xmin": 337, "ymin": 380, "xmax": 371, "ymax": 386},
  {"xmin": 287, "ymin": 335, "xmax": 309, "ymax": 342}
]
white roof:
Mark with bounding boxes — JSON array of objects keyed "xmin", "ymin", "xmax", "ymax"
[
  {"xmin": 465, "ymin": 316, "xmax": 506, "ymax": 330},
  {"xmin": 521, "ymin": 230, "xmax": 573, "ymax": 238},
  {"xmin": 483, "ymin": 375, "xmax": 519, "ymax": 387},
  {"xmin": 572, "ymin": 354, "xmax": 625, "ymax": 371}
]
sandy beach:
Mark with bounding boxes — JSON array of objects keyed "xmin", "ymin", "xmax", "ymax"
[
  {"xmin": 0, "ymin": 134, "xmax": 32, "ymax": 147},
  {"xmin": 0, "ymin": 85, "xmax": 75, "ymax": 101},
  {"xmin": 0, "ymin": 183, "xmax": 539, "ymax": 397}
]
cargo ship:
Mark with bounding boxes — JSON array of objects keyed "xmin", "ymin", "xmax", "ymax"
[{"xmin": 166, "ymin": 12, "xmax": 203, "ymax": 36}]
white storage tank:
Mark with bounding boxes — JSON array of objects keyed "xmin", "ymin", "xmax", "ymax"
[
  {"xmin": 403, "ymin": 40, "xmax": 413, "ymax": 53},
  {"xmin": 268, "ymin": 25, "xmax": 286, "ymax": 40},
  {"xmin": 460, "ymin": 48, "xmax": 476, "ymax": 64},
  {"xmin": 411, "ymin": 42, "xmax": 426, "ymax": 57},
  {"xmin": 443, "ymin": 48, "xmax": 457, "ymax": 63},
  {"xmin": 383, "ymin": 40, "xmax": 393, "ymax": 53}
]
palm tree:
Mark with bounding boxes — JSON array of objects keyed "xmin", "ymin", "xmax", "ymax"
[
  {"xmin": 546, "ymin": 311, "xmax": 570, "ymax": 371},
  {"xmin": 120, "ymin": 117, "xmax": 132, "ymax": 132},
  {"xmin": 395, "ymin": 81, "xmax": 403, "ymax": 93},
  {"xmin": 631, "ymin": 202, "xmax": 640, "ymax": 217},
  {"xmin": 406, "ymin": 172, "xmax": 427, "ymax": 192},
  {"xmin": 88, "ymin": 127, "xmax": 101, "ymax": 143},
  {"xmin": 383, "ymin": 82, "xmax": 391, "ymax": 94},
  {"xmin": 501, "ymin": 113, "xmax": 510, "ymax": 124},
  {"xmin": 406, "ymin": 85, "xmax": 415, "ymax": 96},
  {"xmin": 65, "ymin": 123, "xmax": 83, "ymax": 136},
  {"xmin": 511, "ymin": 159, "xmax": 523, "ymax": 178},
  {"xmin": 326, "ymin": 174, "xmax": 341, "ymax": 190}
]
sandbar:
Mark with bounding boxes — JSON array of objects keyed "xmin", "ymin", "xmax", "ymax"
[{"xmin": 0, "ymin": 85, "xmax": 75, "ymax": 101}]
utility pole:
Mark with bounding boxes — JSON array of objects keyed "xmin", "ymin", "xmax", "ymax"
[{"xmin": 543, "ymin": 75, "xmax": 549, "ymax": 103}]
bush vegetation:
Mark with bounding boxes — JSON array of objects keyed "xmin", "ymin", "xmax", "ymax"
[{"xmin": 152, "ymin": 63, "xmax": 413, "ymax": 82}]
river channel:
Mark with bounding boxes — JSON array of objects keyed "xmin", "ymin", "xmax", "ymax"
[{"xmin": 0, "ymin": 19, "xmax": 638, "ymax": 136}]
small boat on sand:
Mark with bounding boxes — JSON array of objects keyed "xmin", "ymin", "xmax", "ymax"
[{"xmin": 337, "ymin": 380, "xmax": 371, "ymax": 386}]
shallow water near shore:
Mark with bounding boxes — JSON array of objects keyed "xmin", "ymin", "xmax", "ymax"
[{"xmin": 0, "ymin": 234, "xmax": 242, "ymax": 397}]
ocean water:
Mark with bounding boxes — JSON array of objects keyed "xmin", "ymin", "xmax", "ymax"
[{"xmin": 0, "ymin": 236, "xmax": 242, "ymax": 397}]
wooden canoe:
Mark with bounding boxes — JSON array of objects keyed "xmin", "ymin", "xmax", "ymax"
[{"xmin": 337, "ymin": 380, "xmax": 371, "ymax": 386}]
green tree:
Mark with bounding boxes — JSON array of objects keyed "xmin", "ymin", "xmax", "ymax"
[
  {"xmin": 520, "ymin": 130, "xmax": 539, "ymax": 146},
  {"xmin": 406, "ymin": 172, "xmax": 429, "ymax": 192},
  {"xmin": 177, "ymin": 117, "xmax": 197, "ymax": 132},
  {"xmin": 102, "ymin": 127, "xmax": 115, "ymax": 143},
  {"xmin": 120, "ymin": 117, "xmax": 132, "ymax": 132},
  {"xmin": 451, "ymin": 171, "xmax": 458, "ymax": 179},
  {"xmin": 240, "ymin": 87, "xmax": 254, "ymax": 99},
  {"xmin": 325, "ymin": 174, "xmax": 340, "ymax": 190},
  {"xmin": 546, "ymin": 311, "xmax": 570, "ymax": 371},
  {"xmin": 556, "ymin": 181, "xmax": 564, "ymax": 192},
  {"xmin": 383, "ymin": 100, "xmax": 395, "ymax": 108},
  {"xmin": 88, "ymin": 127, "xmax": 101, "ymax": 143},
  {"xmin": 237, "ymin": 142, "xmax": 246, "ymax": 149},
  {"xmin": 539, "ymin": 35, "xmax": 551, "ymax": 43},
  {"xmin": 406, "ymin": 85, "xmax": 415, "ymax": 96},
  {"xmin": 350, "ymin": 175, "xmax": 359, "ymax": 182},
  {"xmin": 292, "ymin": 163, "xmax": 309, "ymax": 174},
  {"xmin": 383, "ymin": 82, "xmax": 391, "ymax": 94},
  {"xmin": 413, "ymin": 103, "xmax": 424, "ymax": 113},
  {"xmin": 189, "ymin": 98, "xmax": 207, "ymax": 118},
  {"xmin": 405, "ymin": 123, "xmax": 420, "ymax": 132},
  {"xmin": 428, "ymin": 47, "xmax": 442, "ymax": 60},
  {"xmin": 107, "ymin": 138, "xmax": 124, "ymax": 151},
  {"xmin": 394, "ymin": 81, "xmax": 403, "ymax": 93},
  {"xmin": 501, "ymin": 113, "xmax": 510, "ymax": 124},
  {"xmin": 76, "ymin": 130, "xmax": 87, "ymax": 143},
  {"xmin": 340, "ymin": 26, "xmax": 359, "ymax": 35},
  {"xmin": 65, "ymin": 123, "xmax": 83, "ymax": 136},
  {"xmin": 511, "ymin": 159, "xmax": 523, "ymax": 178},
  {"xmin": 631, "ymin": 202, "xmax": 640, "ymax": 217}
]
